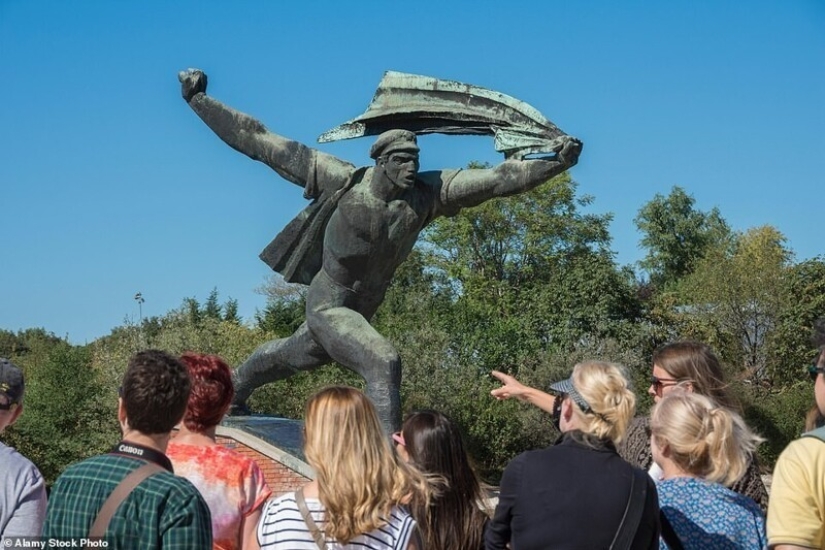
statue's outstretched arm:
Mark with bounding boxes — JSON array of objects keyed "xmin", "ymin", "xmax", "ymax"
[
  {"xmin": 443, "ymin": 136, "xmax": 583, "ymax": 210},
  {"xmin": 179, "ymin": 69, "xmax": 351, "ymax": 190}
]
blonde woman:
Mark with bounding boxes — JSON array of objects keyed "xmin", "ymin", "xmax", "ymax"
[
  {"xmin": 257, "ymin": 386, "xmax": 427, "ymax": 549},
  {"xmin": 486, "ymin": 361, "xmax": 660, "ymax": 550},
  {"xmin": 491, "ymin": 341, "xmax": 768, "ymax": 511},
  {"xmin": 651, "ymin": 391, "xmax": 766, "ymax": 549}
]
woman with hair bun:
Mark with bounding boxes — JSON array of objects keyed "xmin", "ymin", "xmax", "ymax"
[
  {"xmin": 167, "ymin": 352, "xmax": 272, "ymax": 550},
  {"xmin": 651, "ymin": 391, "xmax": 766, "ymax": 549},
  {"xmin": 393, "ymin": 410, "xmax": 489, "ymax": 550},
  {"xmin": 486, "ymin": 361, "xmax": 660, "ymax": 550}
]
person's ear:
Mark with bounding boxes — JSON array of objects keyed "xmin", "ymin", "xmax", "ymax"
[
  {"xmin": 562, "ymin": 398, "xmax": 574, "ymax": 421},
  {"xmin": 117, "ymin": 398, "xmax": 128, "ymax": 431},
  {"xmin": 8, "ymin": 403, "xmax": 23, "ymax": 426},
  {"xmin": 658, "ymin": 439, "xmax": 672, "ymax": 458}
]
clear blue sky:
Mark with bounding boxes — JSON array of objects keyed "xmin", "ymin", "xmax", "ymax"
[{"xmin": 1, "ymin": 1, "xmax": 823, "ymax": 344}]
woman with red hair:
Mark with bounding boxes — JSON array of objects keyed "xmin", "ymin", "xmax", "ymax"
[{"xmin": 167, "ymin": 352, "xmax": 272, "ymax": 550}]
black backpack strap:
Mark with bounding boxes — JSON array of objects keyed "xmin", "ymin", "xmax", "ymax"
[{"xmin": 610, "ymin": 467, "xmax": 649, "ymax": 550}]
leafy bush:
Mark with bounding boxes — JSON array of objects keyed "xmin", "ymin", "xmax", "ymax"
[{"xmin": 4, "ymin": 345, "xmax": 119, "ymax": 486}]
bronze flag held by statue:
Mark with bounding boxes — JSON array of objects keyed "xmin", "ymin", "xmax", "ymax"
[{"xmin": 318, "ymin": 71, "xmax": 569, "ymax": 159}]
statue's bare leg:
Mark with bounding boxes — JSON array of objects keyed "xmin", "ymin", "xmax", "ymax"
[
  {"xmin": 232, "ymin": 322, "xmax": 331, "ymax": 408},
  {"xmin": 306, "ymin": 306, "xmax": 402, "ymax": 433}
]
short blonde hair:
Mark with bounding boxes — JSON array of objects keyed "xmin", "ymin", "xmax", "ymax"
[
  {"xmin": 303, "ymin": 386, "xmax": 428, "ymax": 543},
  {"xmin": 650, "ymin": 391, "xmax": 763, "ymax": 486},
  {"xmin": 569, "ymin": 361, "xmax": 636, "ymax": 444}
]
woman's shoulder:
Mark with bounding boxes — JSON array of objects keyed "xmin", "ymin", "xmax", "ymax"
[
  {"xmin": 730, "ymin": 454, "xmax": 769, "ymax": 513},
  {"xmin": 169, "ymin": 442, "xmax": 265, "ymax": 478},
  {"xmin": 616, "ymin": 415, "xmax": 653, "ymax": 469},
  {"xmin": 661, "ymin": 478, "xmax": 764, "ymax": 524}
]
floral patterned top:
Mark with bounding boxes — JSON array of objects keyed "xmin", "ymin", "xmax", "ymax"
[
  {"xmin": 167, "ymin": 442, "xmax": 272, "ymax": 550},
  {"xmin": 658, "ymin": 477, "xmax": 767, "ymax": 550}
]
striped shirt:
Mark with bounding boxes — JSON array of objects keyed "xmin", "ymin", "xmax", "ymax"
[
  {"xmin": 43, "ymin": 453, "xmax": 212, "ymax": 549},
  {"xmin": 257, "ymin": 492, "xmax": 416, "ymax": 549}
]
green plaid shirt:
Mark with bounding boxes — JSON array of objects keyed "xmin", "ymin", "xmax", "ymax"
[{"xmin": 43, "ymin": 454, "xmax": 212, "ymax": 549}]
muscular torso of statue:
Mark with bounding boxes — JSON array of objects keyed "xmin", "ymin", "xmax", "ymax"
[{"xmin": 324, "ymin": 180, "xmax": 429, "ymax": 298}]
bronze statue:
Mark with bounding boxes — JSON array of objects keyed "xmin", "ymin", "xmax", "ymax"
[{"xmin": 179, "ymin": 69, "xmax": 582, "ymax": 432}]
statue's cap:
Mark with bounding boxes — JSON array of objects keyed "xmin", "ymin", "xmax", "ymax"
[{"xmin": 370, "ymin": 130, "xmax": 419, "ymax": 160}]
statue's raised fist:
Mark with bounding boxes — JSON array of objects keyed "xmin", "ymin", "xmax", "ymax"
[{"xmin": 179, "ymin": 69, "xmax": 208, "ymax": 102}]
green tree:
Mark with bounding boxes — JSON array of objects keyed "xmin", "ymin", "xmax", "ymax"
[
  {"xmin": 676, "ymin": 226, "xmax": 793, "ymax": 382},
  {"xmin": 422, "ymin": 170, "xmax": 641, "ymax": 372},
  {"xmin": 204, "ymin": 287, "xmax": 222, "ymax": 320},
  {"xmin": 0, "ymin": 328, "xmax": 66, "ymax": 365},
  {"xmin": 635, "ymin": 186, "xmax": 730, "ymax": 288},
  {"xmin": 223, "ymin": 298, "xmax": 241, "ymax": 324},
  {"xmin": 771, "ymin": 257, "xmax": 825, "ymax": 384},
  {"xmin": 4, "ymin": 345, "xmax": 118, "ymax": 485},
  {"xmin": 424, "ymin": 170, "xmax": 613, "ymax": 286},
  {"xmin": 254, "ymin": 276, "xmax": 307, "ymax": 336}
]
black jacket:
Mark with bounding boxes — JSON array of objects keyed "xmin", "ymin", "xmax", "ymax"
[{"xmin": 485, "ymin": 431, "xmax": 660, "ymax": 550}]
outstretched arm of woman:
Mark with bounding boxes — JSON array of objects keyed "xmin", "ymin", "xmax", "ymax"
[
  {"xmin": 241, "ymin": 508, "xmax": 262, "ymax": 550},
  {"xmin": 490, "ymin": 370, "xmax": 557, "ymax": 414}
]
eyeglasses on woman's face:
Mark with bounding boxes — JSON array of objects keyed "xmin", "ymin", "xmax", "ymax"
[{"xmin": 649, "ymin": 375, "xmax": 679, "ymax": 394}]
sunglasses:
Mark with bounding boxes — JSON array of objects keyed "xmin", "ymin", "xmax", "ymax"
[
  {"xmin": 650, "ymin": 375, "xmax": 679, "ymax": 391},
  {"xmin": 809, "ymin": 365, "xmax": 825, "ymax": 382}
]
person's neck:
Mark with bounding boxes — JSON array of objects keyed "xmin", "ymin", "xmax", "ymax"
[
  {"xmin": 369, "ymin": 172, "xmax": 406, "ymax": 202},
  {"xmin": 121, "ymin": 430, "xmax": 171, "ymax": 455},
  {"xmin": 301, "ymin": 480, "xmax": 319, "ymax": 499},
  {"xmin": 173, "ymin": 425, "xmax": 218, "ymax": 446},
  {"xmin": 659, "ymin": 459, "xmax": 696, "ymax": 481}
]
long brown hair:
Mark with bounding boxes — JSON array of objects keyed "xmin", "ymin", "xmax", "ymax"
[
  {"xmin": 653, "ymin": 341, "xmax": 738, "ymax": 411},
  {"xmin": 402, "ymin": 410, "xmax": 488, "ymax": 550}
]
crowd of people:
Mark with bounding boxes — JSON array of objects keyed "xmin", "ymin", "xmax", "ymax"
[{"xmin": 1, "ymin": 341, "xmax": 825, "ymax": 549}]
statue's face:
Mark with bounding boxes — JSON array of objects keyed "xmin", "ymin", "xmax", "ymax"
[{"xmin": 381, "ymin": 152, "xmax": 420, "ymax": 190}]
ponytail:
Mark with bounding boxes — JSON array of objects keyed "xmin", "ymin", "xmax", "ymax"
[{"xmin": 651, "ymin": 392, "xmax": 762, "ymax": 486}]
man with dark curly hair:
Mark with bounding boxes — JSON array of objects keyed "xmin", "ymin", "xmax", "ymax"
[{"xmin": 44, "ymin": 350, "xmax": 212, "ymax": 549}]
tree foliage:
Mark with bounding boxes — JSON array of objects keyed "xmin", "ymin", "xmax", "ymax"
[
  {"xmin": 770, "ymin": 257, "xmax": 825, "ymax": 385},
  {"xmin": 4, "ymin": 345, "xmax": 118, "ymax": 486},
  {"xmin": 676, "ymin": 226, "xmax": 793, "ymax": 382},
  {"xmin": 635, "ymin": 186, "xmax": 730, "ymax": 288}
]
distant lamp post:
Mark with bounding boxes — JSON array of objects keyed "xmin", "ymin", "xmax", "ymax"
[{"xmin": 134, "ymin": 292, "xmax": 145, "ymax": 325}]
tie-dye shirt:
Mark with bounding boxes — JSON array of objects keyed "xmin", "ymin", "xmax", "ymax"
[{"xmin": 167, "ymin": 442, "xmax": 272, "ymax": 550}]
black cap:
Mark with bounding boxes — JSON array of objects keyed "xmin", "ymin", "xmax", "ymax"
[{"xmin": 0, "ymin": 358, "xmax": 24, "ymax": 408}]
